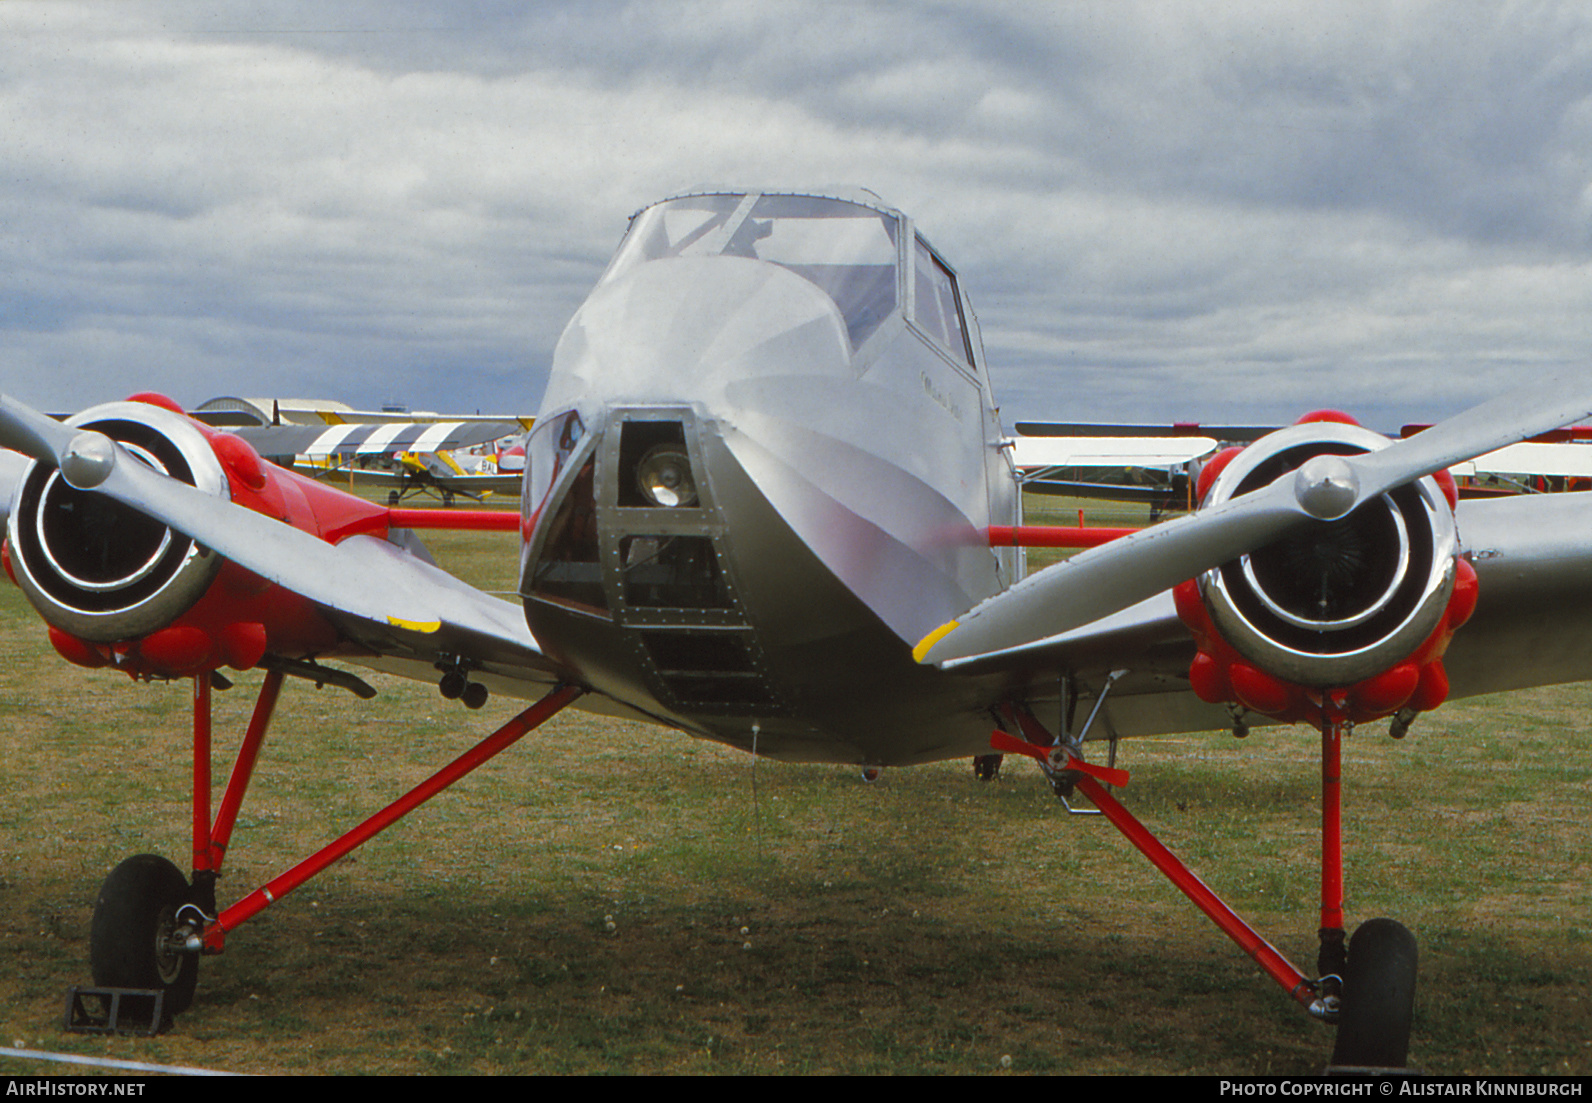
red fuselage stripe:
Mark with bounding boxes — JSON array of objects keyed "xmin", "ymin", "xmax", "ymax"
[
  {"xmin": 386, "ymin": 508, "xmax": 520, "ymax": 532},
  {"xmin": 986, "ymin": 524, "xmax": 1139, "ymax": 548}
]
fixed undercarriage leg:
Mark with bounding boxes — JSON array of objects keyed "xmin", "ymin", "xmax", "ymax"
[
  {"xmin": 82, "ymin": 670, "xmax": 279, "ymax": 1026},
  {"xmin": 1316, "ymin": 721, "xmax": 1347, "ymax": 1017},
  {"xmin": 993, "ymin": 701, "xmax": 1314, "ymax": 1005},
  {"xmin": 207, "ymin": 682, "xmax": 584, "ymax": 947},
  {"xmin": 1069, "ymin": 773, "xmax": 1318, "ymax": 1008},
  {"xmin": 1316, "ymin": 722, "xmax": 1418, "ymax": 1071},
  {"xmin": 1068, "ymin": 715, "xmax": 1417, "ymax": 1071},
  {"xmin": 83, "ymin": 676, "xmax": 583, "ymax": 1026}
]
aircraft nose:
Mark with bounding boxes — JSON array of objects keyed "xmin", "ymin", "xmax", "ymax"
[{"xmin": 537, "ymin": 255, "xmax": 856, "ymax": 416}]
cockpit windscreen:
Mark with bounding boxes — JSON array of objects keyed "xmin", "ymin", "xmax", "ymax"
[{"xmin": 602, "ymin": 193, "xmax": 900, "ymax": 350}]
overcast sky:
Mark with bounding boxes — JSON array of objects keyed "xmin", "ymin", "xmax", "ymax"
[{"xmin": 3, "ymin": 1, "xmax": 1590, "ymax": 429}]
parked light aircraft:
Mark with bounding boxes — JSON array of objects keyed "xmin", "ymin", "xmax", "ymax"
[
  {"xmin": 190, "ymin": 395, "xmax": 529, "ymax": 504},
  {"xmin": 303, "ymin": 446, "xmax": 526, "ymax": 506},
  {"xmin": 4, "ymin": 186, "xmax": 1592, "ymax": 1071},
  {"xmin": 1016, "ymin": 420, "xmax": 1592, "ymax": 515},
  {"xmin": 1010, "ymin": 430, "xmax": 1219, "ymax": 514},
  {"xmin": 1011, "ymin": 421, "xmax": 1277, "ymax": 515}
]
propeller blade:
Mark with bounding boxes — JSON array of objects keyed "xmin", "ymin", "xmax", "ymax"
[
  {"xmin": 0, "ymin": 394, "xmax": 77, "ymax": 468},
  {"xmin": 915, "ymin": 478, "xmax": 1302, "ymax": 665},
  {"xmin": 1352, "ymin": 382, "xmax": 1592, "ymax": 505},
  {"xmin": 918, "ymin": 375, "xmax": 1592, "ymax": 667}
]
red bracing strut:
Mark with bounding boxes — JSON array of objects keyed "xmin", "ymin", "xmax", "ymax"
[
  {"xmin": 208, "ymin": 669, "xmax": 285, "ymax": 871},
  {"xmin": 1316, "ymin": 720, "xmax": 1348, "ymax": 988},
  {"xmin": 1071, "ymin": 773, "xmax": 1315, "ymax": 1008},
  {"xmin": 990, "ymin": 706, "xmax": 1318, "ymax": 1008},
  {"xmin": 191, "ymin": 677, "xmax": 213, "ymax": 876},
  {"xmin": 986, "ymin": 524, "xmax": 1139, "ymax": 548},
  {"xmin": 198, "ymin": 681, "xmax": 583, "ymax": 951},
  {"xmin": 190, "ymin": 671, "xmax": 287, "ymax": 877}
]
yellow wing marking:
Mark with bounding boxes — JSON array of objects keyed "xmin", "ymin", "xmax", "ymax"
[
  {"xmin": 388, "ymin": 617, "xmax": 442, "ymax": 634},
  {"xmin": 912, "ymin": 619, "xmax": 960, "ymax": 663}
]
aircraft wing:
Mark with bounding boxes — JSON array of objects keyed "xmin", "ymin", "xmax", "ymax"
[
  {"xmin": 941, "ymin": 490, "xmax": 1592, "ymax": 708},
  {"xmin": 1010, "ymin": 432, "xmax": 1219, "ymax": 510},
  {"xmin": 1452, "ymin": 440, "xmax": 1592, "ymax": 479},
  {"xmin": 934, "ymin": 591, "xmax": 1237, "ymax": 740},
  {"xmin": 926, "ymin": 383, "xmax": 1592, "ymax": 668},
  {"xmin": 921, "ymin": 381, "xmax": 1592, "ymax": 747},
  {"xmin": 234, "ymin": 420, "xmax": 524, "ymax": 462},
  {"xmin": 1441, "ymin": 491, "xmax": 1592, "ymax": 695},
  {"xmin": 1010, "ymin": 434, "xmax": 1220, "ymax": 470},
  {"xmin": 908, "ymin": 486, "xmax": 1592, "ymax": 752},
  {"xmin": 1014, "ymin": 420, "xmax": 1278, "ymax": 444},
  {"xmin": 0, "ymin": 395, "xmax": 555, "ymax": 692},
  {"xmin": 307, "ymin": 534, "xmax": 555, "ymax": 690}
]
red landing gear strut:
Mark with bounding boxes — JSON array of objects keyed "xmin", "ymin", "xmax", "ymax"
[
  {"xmin": 80, "ymin": 675, "xmax": 583, "ymax": 1026},
  {"xmin": 993, "ymin": 706, "xmax": 1417, "ymax": 1070}
]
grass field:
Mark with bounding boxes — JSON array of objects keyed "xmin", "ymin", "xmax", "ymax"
[{"xmin": 1, "ymin": 495, "xmax": 1589, "ymax": 1075}]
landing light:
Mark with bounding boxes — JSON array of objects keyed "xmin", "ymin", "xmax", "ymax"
[{"xmin": 636, "ymin": 445, "xmax": 697, "ymax": 508}]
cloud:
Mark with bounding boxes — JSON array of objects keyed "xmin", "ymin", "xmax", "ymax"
[{"xmin": 1, "ymin": 1, "xmax": 1590, "ymax": 427}]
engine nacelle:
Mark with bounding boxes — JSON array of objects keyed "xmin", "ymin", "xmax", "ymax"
[
  {"xmin": 1174, "ymin": 415, "xmax": 1478, "ymax": 727},
  {"xmin": 7, "ymin": 399, "xmax": 230, "ymax": 642},
  {"xmin": 4, "ymin": 395, "xmax": 388, "ymax": 678}
]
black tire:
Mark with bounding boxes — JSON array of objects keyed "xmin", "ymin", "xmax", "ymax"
[
  {"xmin": 1330, "ymin": 917, "xmax": 1418, "ymax": 1069},
  {"xmin": 972, "ymin": 754, "xmax": 1002, "ymax": 781},
  {"xmin": 90, "ymin": 854, "xmax": 200, "ymax": 1017},
  {"xmin": 387, "ymin": 490, "xmax": 400, "ymax": 507}
]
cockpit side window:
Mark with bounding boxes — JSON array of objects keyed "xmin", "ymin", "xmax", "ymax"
[
  {"xmin": 522, "ymin": 409, "xmax": 586, "ymax": 529},
  {"xmin": 601, "ymin": 193, "xmax": 901, "ymax": 351},
  {"xmin": 520, "ymin": 409, "xmax": 608, "ymax": 614},
  {"xmin": 913, "ymin": 236, "xmax": 974, "ymax": 369}
]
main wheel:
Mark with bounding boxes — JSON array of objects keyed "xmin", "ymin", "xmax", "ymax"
[
  {"xmin": 1330, "ymin": 917, "xmax": 1418, "ymax": 1069},
  {"xmin": 90, "ymin": 854, "xmax": 200, "ymax": 1017}
]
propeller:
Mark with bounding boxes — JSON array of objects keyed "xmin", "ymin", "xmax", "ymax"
[{"xmin": 916, "ymin": 377, "xmax": 1592, "ymax": 667}]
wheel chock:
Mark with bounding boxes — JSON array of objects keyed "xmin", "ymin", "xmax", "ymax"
[{"xmin": 63, "ymin": 986, "xmax": 168, "ymax": 1036}]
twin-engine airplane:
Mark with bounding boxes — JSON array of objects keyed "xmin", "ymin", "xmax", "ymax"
[{"xmin": 5, "ymin": 187, "xmax": 1592, "ymax": 1071}]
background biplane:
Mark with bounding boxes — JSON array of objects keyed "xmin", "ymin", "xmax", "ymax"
[{"xmin": 187, "ymin": 396, "xmax": 530, "ymax": 506}]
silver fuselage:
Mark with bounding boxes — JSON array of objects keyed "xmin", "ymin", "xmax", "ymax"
[{"xmin": 517, "ymin": 190, "xmax": 1022, "ymax": 764}]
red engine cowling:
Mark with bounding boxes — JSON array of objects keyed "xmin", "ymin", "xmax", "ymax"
[
  {"xmin": 3, "ymin": 395, "xmax": 391, "ymax": 679},
  {"xmin": 1174, "ymin": 414, "xmax": 1477, "ymax": 728}
]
